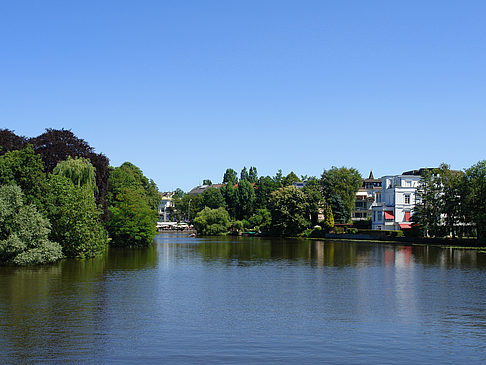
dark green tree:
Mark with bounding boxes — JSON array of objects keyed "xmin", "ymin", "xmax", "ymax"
[
  {"xmin": 240, "ymin": 167, "xmax": 249, "ymax": 181},
  {"xmin": 220, "ymin": 183, "xmax": 238, "ymax": 218},
  {"xmin": 321, "ymin": 167, "xmax": 362, "ymax": 223},
  {"xmin": 248, "ymin": 167, "xmax": 258, "ymax": 183},
  {"xmin": 270, "ymin": 186, "xmax": 310, "ymax": 236},
  {"xmin": 202, "ymin": 179, "xmax": 212, "ymax": 185},
  {"xmin": 302, "ymin": 176, "xmax": 324, "ymax": 226},
  {"xmin": 201, "ymin": 187, "xmax": 226, "ymax": 209},
  {"xmin": 222, "ymin": 168, "xmax": 238, "ymax": 185},
  {"xmin": 463, "ymin": 160, "xmax": 486, "ymax": 240},
  {"xmin": 236, "ymin": 179, "xmax": 256, "ymax": 219},
  {"xmin": 282, "ymin": 171, "xmax": 300, "ymax": 186},
  {"xmin": 255, "ymin": 175, "xmax": 279, "ymax": 210}
]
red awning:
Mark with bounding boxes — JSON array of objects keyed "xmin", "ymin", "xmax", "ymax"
[
  {"xmin": 404, "ymin": 211, "xmax": 411, "ymax": 222},
  {"xmin": 384, "ymin": 211, "xmax": 394, "ymax": 220},
  {"xmin": 399, "ymin": 223, "xmax": 412, "ymax": 229}
]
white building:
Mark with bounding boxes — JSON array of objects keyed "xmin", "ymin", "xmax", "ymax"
[
  {"xmin": 158, "ymin": 192, "xmax": 175, "ymax": 222},
  {"xmin": 372, "ymin": 174, "xmax": 421, "ymax": 230}
]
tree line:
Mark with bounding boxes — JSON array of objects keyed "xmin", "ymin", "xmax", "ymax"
[
  {"xmin": 172, "ymin": 166, "xmax": 362, "ymax": 236},
  {"xmin": 0, "ymin": 129, "xmax": 160, "ymax": 265},
  {"xmin": 413, "ymin": 162, "xmax": 486, "ymax": 241}
]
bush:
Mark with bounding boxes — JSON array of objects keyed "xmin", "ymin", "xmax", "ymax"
[
  {"xmin": 0, "ymin": 185, "xmax": 63, "ymax": 265},
  {"xmin": 194, "ymin": 207, "xmax": 231, "ymax": 235}
]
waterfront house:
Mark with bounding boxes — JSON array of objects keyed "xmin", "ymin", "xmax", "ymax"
[
  {"xmin": 352, "ymin": 171, "xmax": 382, "ymax": 221},
  {"xmin": 371, "ymin": 172, "xmax": 422, "ymax": 230}
]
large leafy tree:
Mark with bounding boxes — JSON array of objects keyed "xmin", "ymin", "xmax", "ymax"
[
  {"xmin": 193, "ymin": 207, "xmax": 231, "ymax": 235},
  {"xmin": 414, "ymin": 169, "xmax": 445, "ymax": 237},
  {"xmin": 248, "ymin": 167, "xmax": 258, "ymax": 183},
  {"xmin": 282, "ymin": 171, "xmax": 300, "ymax": 186},
  {"xmin": 29, "ymin": 128, "xmax": 110, "ymax": 214},
  {"xmin": 44, "ymin": 174, "xmax": 108, "ymax": 258},
  {"xmin": 220, "ymin": 183, "xmax": 238, "ymax": 218},
  {"xmin": 0, "ymin": 184, "xmax": 63, "ymax": 265},
  {"xmin": 52, "ymin": 156, "xmax": 98, "ymax": 195},
  {"xmin": 107, "ymin": 162, "xmax": 160, "ymax": 246},
  {"xmin": 0, "ymin": 129, "xmax": 27, "ymax": 155},
  {"xmin": 320, "ymin": 167, "xmax": 362, "ymax": 223},
  {"xmin": 222, "ymin": 168, "xmax": 238, "ymax": 185},
  {"xmin": 236, "ymin": 179, "xmax": 256, "ymax": 220},
  {"xmin": 107, "ymin": 162, "xmax": 161, "ymax": 211},
  {"xmin": 255, "ymin": 175, "xmax": 279, "ymax": 210},
  {"xmin": 270, "ymin": 186, "xmax": 310, "ymax": 236},
  {"xmin": 0, "ymin": 145, "xmax": 46, "ymax": 206},
  {"xmin": 240, "ymin": 167, "xmax": 249, "ymax": 181},
  {"xmin": 302, "ymin": 176, "xmax": 324, "ymax": 226},
  {"xmin": 173, "ymin": 193, "xmax": 201, "ymax": 221},
  {"xmin": 463, "ymin": 160, "xmax": 486, "ymax": 240},
  {"xmin": 106, "ymin": 187, "xmax": 158, "ymax": 247},
  {"xmin": 201, "ymin": 187, "xmax": 226, "ymax": 209}
]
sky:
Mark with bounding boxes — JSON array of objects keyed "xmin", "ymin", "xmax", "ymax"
[{"xmin": 1, "ymin": 1, "xmax": 485, "ymax": 192}]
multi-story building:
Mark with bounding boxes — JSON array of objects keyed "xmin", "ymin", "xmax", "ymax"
[
  {"xmin": 371, "ymin": 173, "xmax": 422, "ymax": 230},
  {"xmin": 352, "ymin": 171, "xmax": 382, "ymax": 221}
]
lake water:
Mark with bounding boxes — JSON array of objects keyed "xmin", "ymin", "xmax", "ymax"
[{"xmin": 1, "ymin": 234, "xmax": 486, "ymax": 364}]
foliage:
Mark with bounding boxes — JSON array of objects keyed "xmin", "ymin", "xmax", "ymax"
[
  {"xmin": 0, "ymin": 145, "xmax": 46, "ymax": 206},
  {"xmin": 282, "ymin": 171, "xmax": 300, "ymax": 186},
  {"xmin": 107, "ymin": 187, "xmax": 158, "ymax": 247},
  {"xmin": 321, "ymin": 205, "xmax": 335, "ymax": 231},
  {"xmin": 302, "ymin": 176, "xmax": 323, "ymax": 226},
  {"xmin": 201, "ymin": 187, "xmax": 226, "ymax": 209},
  {"xmin": 463, "ymin": 161, "xmax": 486, "ymax": 240},
  {"xmin": 248, "ymin": 167, "xmax": 258, "ymax": 183},
  {"xmin": 0, "ymin": 184, "xmax": 63, "ymax": 265},
  {"xmin": 0, "ymin": 129, "xmax": 27, "ymax": 155},
  {"xmin": 247, "ymin": 208, "xmax": 272, "ymax": 231},
  {"xmin": 240, "ymin": 167, "xmax": 249, "ymax": 181},
  {"xmin": 107, "ymin": 162, "xmax": 161, "ymax": 211},
  {"xmin": 269, "ymin": 186, "xmax": 310, "ymax": 236},
  {"xmin": 173, "ymin": 188, "xmax": 185, "ymax": 199},
  {"xmin": 173, "ymin": 193, "xmax": 201, "ymax": 221},
  {"xmin": 326, "ymin": 192, "xmax": 348, "ymax": 224},
  {"xmin": 255, "ymin": 175, "xmax": 279, "ymax": 210},
  {"xmin": 321, "ymin": 166, "xmax": 362, "ymax": 223},
  {"xmin": 106, "ymin": 162, "xmax": 160, "ymax": 246},
  {"xmin": 235, "ymin": 179, "xmax": 256, "ymax": 219},
  {"xmin": 44, "ymin": 175, "xmax": 108, "ymax": 258},
  {"xmin": 202, "ymin": 179, "xmax": 212, "ymax": 185},
  {"xmin": 52, "ymin": 156, "xmax": 98, "ymax": 195},
  {"xmin": 222, "ymin": 168, "xmax": 238, "ymax": 185},
  {"xmin": 220, "ymin": 183, "xmax": 238, "ymax": 218},
  {"xmin": 29, "ymin": 128, "xmax": 110, "ymax": 214},
  {"xmin": 193, "ymin": 207, "xmax": 231, "ymax": 235}
]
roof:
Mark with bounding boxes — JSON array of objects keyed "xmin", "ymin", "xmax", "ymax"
[{"xmin": 188, "ymin": 183, "xmax": 225, "ymax": 195}]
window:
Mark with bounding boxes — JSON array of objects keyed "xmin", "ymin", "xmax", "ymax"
[
  {"xmin": 377, "ymin": 211, "xmax": 383, "ymax": 221},
  {"xmin": 375, "ymin": 192, "xmax": 381, "ymax": 203},
  {"xmin": 405, "ymin": 194, "xmax": 410, "ymax": 204}
]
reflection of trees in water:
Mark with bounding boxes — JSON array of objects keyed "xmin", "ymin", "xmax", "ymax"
[
  {"xmin": 194, "ymin": 238, "xmax": 375, "ymax": 267},
  {"xmin": 193, "ymin": 237, "xmax": 486, "ymax": 270},
  {"xmin": 0, "ymin": 245, "xmax": 158, "ymax": 361}
]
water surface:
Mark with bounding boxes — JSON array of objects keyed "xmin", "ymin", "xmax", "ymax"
[{"xmin": 1, "ymin": 234, "xmax": 486, "ymax": 364}]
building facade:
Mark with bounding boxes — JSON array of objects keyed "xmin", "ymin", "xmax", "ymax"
[
  {"xmin": 352, "ymin": 171, "xmax": 382, "ymax": 221},
  {"xmin": 371, "ymin": 174, "xmax": 421, "ymax": 230}
]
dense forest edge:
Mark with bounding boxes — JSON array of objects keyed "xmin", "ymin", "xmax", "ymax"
[{"xmin": 0, "ymin": 128, "xmax": 160, "ymax": 265}]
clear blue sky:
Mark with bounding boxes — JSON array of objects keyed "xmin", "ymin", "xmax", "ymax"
[{"xmin": 1, "ymin": 1, "xmax": 485, "ymax": 192}]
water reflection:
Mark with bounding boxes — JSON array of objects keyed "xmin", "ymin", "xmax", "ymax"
[
  {"xmin": 1, "ymin": 235, "xmax": 486, "ymax": 363},
  {"xmin": 157, "ymin": 234, "xmax": 486, "ymax": 270}
]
